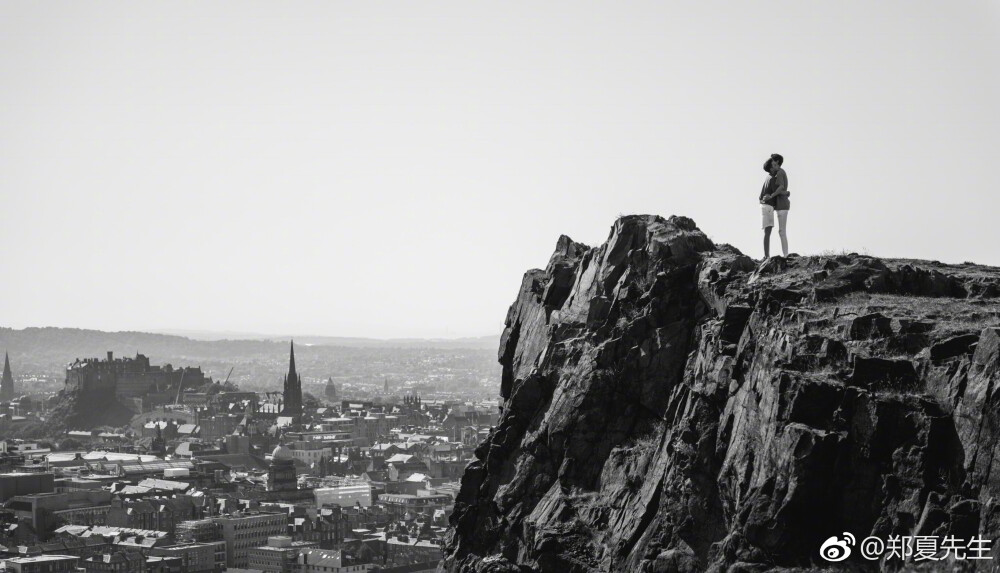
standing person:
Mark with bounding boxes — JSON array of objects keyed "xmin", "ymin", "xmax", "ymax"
[
  {"xmin": 759, "ymin": 153, "xmax": 790, "ymax": 257},
  {"xmin": 759, "ymin": 158, "xmax": 776, "ymax": 258}
]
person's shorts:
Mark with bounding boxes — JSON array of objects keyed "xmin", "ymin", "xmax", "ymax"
[
  {"xmin": 762, "ymin": 204, "xmax": 775, "ymax": 229},
  {"xmin": 762, "ymin": 205, "xmax": 789, "ymax": 229}
]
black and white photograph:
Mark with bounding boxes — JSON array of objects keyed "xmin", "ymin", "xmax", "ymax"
[{"xmin": 1, "ymin": 2, "xmax": 999, "ymax": 571}]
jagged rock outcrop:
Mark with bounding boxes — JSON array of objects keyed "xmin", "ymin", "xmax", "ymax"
[
  {"xmin": 444, "ymin": 215, "xmax": 1000, "ymax": 572},
  {"xmin": 42, "ymin": 389, "xmax": 135, "ymax": 435}
]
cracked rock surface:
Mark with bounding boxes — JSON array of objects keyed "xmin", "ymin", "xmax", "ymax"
[{"xmin": 442, "ymin": 215, "xmax": 1000, "ymax": 572}]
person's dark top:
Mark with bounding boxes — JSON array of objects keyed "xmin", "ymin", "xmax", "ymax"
[
  {"xmin": 759, "ymin": 168, "xmax": 790, "ymax": 210},
  {"xmin": 759, "ymin": 175, "xmax": 777, "ymax": 208},
  {"xmin": 773, "ymin": 168, "xmax": 790, "ymax": 210}
]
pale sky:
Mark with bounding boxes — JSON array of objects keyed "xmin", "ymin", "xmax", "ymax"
[{"xmin": 2, "ymin": 1, "xmax": 998, "ymax": 339}]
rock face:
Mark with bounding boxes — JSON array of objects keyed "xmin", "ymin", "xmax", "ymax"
[
  {"xmin": 43, "ymin": 388, "xmax": 135, "ymax": 435},
  {"xmin": 443, "ymin": 215, "xmax": 1000, "ymax": 572}
]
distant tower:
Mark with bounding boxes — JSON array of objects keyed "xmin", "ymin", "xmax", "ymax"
[
  {"xmin": 151, "ymin": 424, "xmax": 166, "ymax": 456},
  {"xmin": 282, "ymin": 341, "xmax": 303, "ymax": 416},
  {"xmin": 383, "ymin": 377, "xmax": 389, "ymax": 394},
  {"xmin": 1, "ymin": 352, "xmax": 14, "ymax": 401},
  {"xmin": 325, "ymin": 377, "xmax": 337, "ymax": 401}
]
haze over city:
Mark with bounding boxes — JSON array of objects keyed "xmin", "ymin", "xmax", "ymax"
[{"xmin": 3, "ymin": 1, "xmax": 997, "ymax": 338}]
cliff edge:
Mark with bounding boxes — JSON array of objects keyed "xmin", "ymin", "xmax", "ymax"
[{"xmin": 443, "ymin": 214, "xmax": 1000, "ymax": 572}]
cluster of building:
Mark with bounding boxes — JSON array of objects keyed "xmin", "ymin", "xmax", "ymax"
[
  {"xmin": 0, "ymin": 343, "xmax": 499, "ymax": 572},
  {"xmin": 64, "ymin": 351, "xmax": 211, "ymax": 411}
]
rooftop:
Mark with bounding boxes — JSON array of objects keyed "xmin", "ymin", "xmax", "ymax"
[{"xmin": 4, "ymin": 554, "xmax": 79, "ymax": 563}]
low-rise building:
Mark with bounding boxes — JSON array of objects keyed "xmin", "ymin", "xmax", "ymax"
[
  {"xmin": 298, "ymin": 548, "xmax": 372, "ymax": 573},
  {"xmin": 3, "ymin": 535, "xmax": 107, "ymax": 560},
  {"xmin": 384, "ymin": 455, "xmax": 429, "ymax": 482},
  {"xmin": 105, "ymin": 495, "xmax": 201, "ymax": 536},
  {"xmin": 279, "ymin": 505, "xmax": 345, "ymax": 549},
  {"xmin": 149, "ymin": 541, "xmax": 225, "ymax": 573},
  {"xmin": 198, "ymin": 414, "xmax": 243, "ymax": 441},
  {"xmin": 213, "ymin": 512, "xmax": 287, "ymax": 569},
  {"xmin": 0, "ymin": 472, "xmax": 55, "ymax": 502},
  {"xmin": 2, "ymin": 554, "xmax": 79, "ymax": 573},
  {"xmin": 175, "ymin": 518, "xmax": 221, "ymax": 543},
  {"xmin": 247, "ymin": 535, "xmax": 318, "ymax": 573},
  {"xmin": 81, "ymin": 550, "xmax": 146, "ymax": 573},
  {"xmin": 376, "ymin": 494, "xmax": 452, "ymax": 521},
  {"xmin": 144, "ymin": 554, "xmax": 184, "ymax": 572},
  {"xmin": 384, "ymin": 535, "xmax": 443, "ymax": 570},
  {"xmin": 5, "ymin": 490, "xmax": 112, "ymax": 532},
  {"xmin": 289, "ymin": 444, "xmax": 333, "ymax": 469},
  {"xmin": 315, "ymin": 483, "xmax": 372, "ymax": 508}
]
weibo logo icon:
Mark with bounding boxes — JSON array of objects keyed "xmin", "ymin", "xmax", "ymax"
[{"xmin": 819, "ymin": 533, "xmax": 855, "ymax": 562}]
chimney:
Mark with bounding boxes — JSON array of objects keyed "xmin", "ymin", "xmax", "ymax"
[{"xmin": 107, "ymin": 351, "xmax": 114, "ymax": 362}]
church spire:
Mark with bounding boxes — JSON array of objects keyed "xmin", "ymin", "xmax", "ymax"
[
  {"xmin": 1, "ymin": 351, "xmax": 14, "ymax": 401},
  {"xmin": 282, "ymin": 341, "xmax": 302, "ymax": 417}
]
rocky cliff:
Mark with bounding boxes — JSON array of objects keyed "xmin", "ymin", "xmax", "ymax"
[
  {"xmin": 42, "ymin": 388, "xmax": 136, "ymax": 435},
  {"xmin": 443, "ymin": 215, "xmax": 1000, "ymax": 572}
]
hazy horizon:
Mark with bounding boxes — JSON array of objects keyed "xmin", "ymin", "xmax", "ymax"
[
  {"xmin": 150, "ymin": 328, "xmax": 499, "ymax": 342},
  {"xmin": 3, "ymin": 1, "xmax": 998, "ymax": 338},
  {"xmin": 2, "ymin": 325, "xmax": 499, "ymax": 343}
]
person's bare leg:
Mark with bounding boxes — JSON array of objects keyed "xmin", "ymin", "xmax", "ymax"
[
  {"xmin": 777, "ymin": 210, "xmax": 789, "ymax": 256},
  {"xmin": 763, "ymin": 226, "xmax": 772, "ymax": 259}
]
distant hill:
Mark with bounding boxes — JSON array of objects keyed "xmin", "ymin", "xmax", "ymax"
[
  {"xmin": 0, "ymin": 327, "xmax": 499, "ymax": 359},
  {"xmin": 1, "ymin": 327, "xmax": 281, "ymax": 363},
  {"xmin": 153, "ymin": 329, "xmax": 500, "ymax": 349}
]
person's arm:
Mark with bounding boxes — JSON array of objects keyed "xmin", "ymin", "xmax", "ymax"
[{"xmin": 764, "ymin": 171, "xmax": 788, "ymax": 200}]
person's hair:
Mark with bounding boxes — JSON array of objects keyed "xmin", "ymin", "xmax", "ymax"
[
  {"xmin": 770, "ymin": 153, "xmax": 784, "ymax": 166},
  {"xmin": 763, "ymin": 159, "xmax": 772, "ymax": 172}
]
